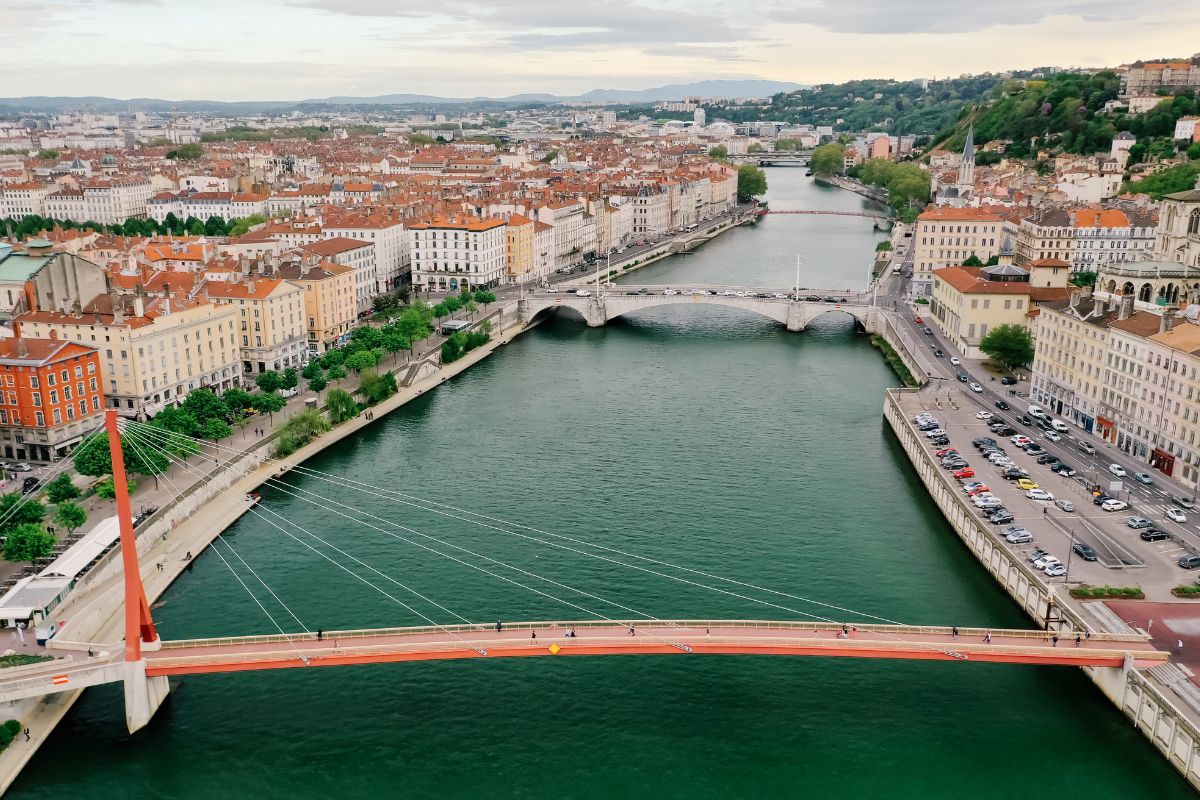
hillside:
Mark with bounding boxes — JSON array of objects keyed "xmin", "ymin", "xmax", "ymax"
[
  {"xmin": 711, "ymin": 74, "xmax": 1012, "ymax": 135},
  {"xmin": 936, "ymin": 70, "xmax": 1198, "ymax": 161}
]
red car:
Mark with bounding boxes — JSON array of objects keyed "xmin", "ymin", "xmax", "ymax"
[
  {"xmin": 914, "ymin": 315, "xmax": 924, "ymax": 324},
  {"xmin": 954, "ymin": 468, "xmax": 975, "ymax": 479},
  {"xmin": 935, "ymin": 447, "xmax": 957, "ymax": 457},
  {"xmin": 965, "ymin": 484, "xmax": 991, "ymax": 495}
]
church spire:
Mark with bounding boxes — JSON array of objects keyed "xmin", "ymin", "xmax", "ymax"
[{"xmin": 958, "ymin": 124, "xmax": 976, "ymax": 189}]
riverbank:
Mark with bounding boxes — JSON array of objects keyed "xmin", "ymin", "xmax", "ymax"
[
  {"xmin": 884, "ymin": 387, "xmax": 1200, "ymax": 792},
  {"xmin": 0, "ymin": 308, "xmax": 541, "ymax": 794}
]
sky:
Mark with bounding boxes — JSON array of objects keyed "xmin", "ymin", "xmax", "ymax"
[{"xmin": 2, "ymin": 0, "xmax": 1200, "ymax": 101}]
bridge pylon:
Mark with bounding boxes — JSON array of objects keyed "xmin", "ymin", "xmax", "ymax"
[{"xmin": 106, "ymin": 410, "xmax": 169, "ymax": 732}]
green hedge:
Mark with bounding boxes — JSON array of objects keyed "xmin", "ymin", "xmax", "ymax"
[{"xmin": 1069, "ymin": 586, "xmax": 1145, "ymax": 599}]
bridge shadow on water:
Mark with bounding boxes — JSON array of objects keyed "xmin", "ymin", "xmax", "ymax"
[{"xmin": 535, "ymin": 303, "xmax": 867, "ymax": 340}]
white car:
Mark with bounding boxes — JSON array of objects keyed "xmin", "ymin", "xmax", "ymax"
[
  {"xmin": 1166, "ymin": 508, "xmax": 1188, "ymax": 523},
  {"xmin": 1101, "ymin": 499, "xmax": 1129, "ymax": 512},
  {"xmin": 1108, "ymin": 463, "xmax": 1126, "ymax": 477},
  {"xmin": 1044, "ymin": 431, "xmax": 1062, "ymax": 442},
  {"xmin": 950, "ymin": 357, "xmax": 961, "ymax": 366},
  {"xmin": 969, "ymin": 382, "xmax": 984, "ymax": 393},
  {"xmin": 1034, "ymin": 555, "xmax": 1062, "ymax": 570},
  {"xmin": 975, "ymin": 411, "xmax": 993, "ymax": 420},
  {"xmin": 924, "ymin": 429, "xmax": 947, "ymax": 438},
  {"xmin": 773, "ymin": 293, "xmax": 787, "ymax": 299},
  {"xmin": 575, "ymin": 290, "xmax": 591, "ymax": 297},
  {"xmin": 662, "ymin": 289, "xmax": 679, "ymax": 296},
  {"xmin": 279, "ymin": 387, "xmax": 298, "ymax": 399},
  {"xmin": 1044, "ymin": 564, "xmax": 1067, "ymax": 577},
  {"xmin": 1054, "ymin": 499, "xmax": 1075, "ymax": 513},
  {"xmin": 1011, "ymin": 435, "xmax": 1032, "ymax": 445},
  {"xmin": 1027, "ymin": 489, "xmax": 1054, "ymax": 501}
]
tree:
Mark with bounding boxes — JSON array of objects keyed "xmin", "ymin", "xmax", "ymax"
[
  {"xmin": 73, "ymin": 433, "xmax": 114, "ymax": 477},
  {"xmin": 748, "ymin": 142, "xmax": 763, "ymax": 153},
  {"xmin": 349, "ymin": 325, "xmax": 384, "ymax": 350},
  {"xmin": 44, "ymin": 473, "xmax": 80, "ymax": 504},
  {"xmin": 35, "ymin": 149, "xmax": 59, "ymax": 160},
  {"xmin": 1189, "ymin": 141, "xmax": 1200, "ymax": 161},
  {"xmin": 53, "ymin": 502, "xmax": 87, "ymax": 536},
  {"xmin": 736, "ymin": 164, "xmax": 767, "ymax": 202},
  {"xmin": 473, "ymin": 290, "xmax": 496, "ymax": 307},
  {"xmin": 95, "ymin": 476, "xmax": 136, "ymax": 499},
  {"xmin": 274, "ymin": 409, "xmax": 332, "ymax": 456},
  {"xmin": 3, "ymin": 524, "xmax": 54, "ymax": 564},
  {"xmin": 228, "ymin": 214, "xmax": 267, "ymax": 236},
  {"xmin": 708, "ymin": 145, "xmax": 728, "ymax": 160},
  {"xmin": 175, "ymin": 143, "xmax": 203, "ymax": 161},
  {"xmin": 221, "ymin": 388, "xmax": 255, "ymax": 415},
  {"xmin": 344, "ymin": 351, "xmax": 376, "ymax": 373},
  {"xmin": 358, "ymin": 369, "xmax": 397, "ymax": 405},
  {"xmin": 810, "ymin": 143, "xmax": 845, "ymax": 176},
  {"xmin": 280, "ymin": 367, "xmax": 299, "ymax": 390},
  {"xmin": 202, "ymin": 417, "xmax": 232, "ymax": 441},
  {"xmin": 327, "ymin": 364, "xmax": 347, "ymax": 385},
  {"xmin": 255, "ymin": 370, "xmax": 283, "ymax": 393},
  {"xmin": 301, "ymin": 360, "xmax": 324, "ymax": 381},
  {"xmin": 182, "ymin": 388, "xmax": 228, "ymax": 423},
  {"xmin": 254, "ymin": 392, "xmax": 287, "ymax": 423},
  {"xmin": 382, "ymin": 332, "xmax": 409, "ymax": 364},
  {"xmin": 326, "ymin": 388, "xmax": 359, "ymax": 424},
  {"xmin": 979, "ymin": 324, "xmax": 1035, "ymax": 370},
  {"xmin": 307, "ymin": 374, "xmax": 328, "ymax": 397},
  {"xmin": 150, "ymin": 405, "xmax": 200, "ymax": 437},
  {"xmin": 961, "ymin": 254, "xmax": 984, "ymax": 267},
  {"xmin": 1070, "ymin": 271, "xmax": 1097, "ymax": 288},
  {"xmin": 0, "ymin": 492, "xmax": 45, "ymax": 535}
]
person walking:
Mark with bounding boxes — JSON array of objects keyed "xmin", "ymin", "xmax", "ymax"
[
  {"xmin": 1075, "ymin": 634, "xmax": 1082, "ymax": 647},
  {"xmin": 23, "ymin": 728, "xmax": 29, "ymax": 742},
  {"xmin": 531, "ymin": 630, "xmax": 536, "ymax": 640},
  {"xmin": 951, "ymin": 626, "xmax": 959, "ymax": 640},
  {"xmin": 317, "ymin": 629, "xmax": 323, "ymax": 641},
  {"xmin": 1179, "ymin": 639, "xmax": 1185, "ymax": 655},
  {"xmin": 1052, "ymin": 635, "xmax": 1059, "ymax": 647},
  {"xmin": 983, "ymin": 629, "xmax": 992, "ymax": 644}
]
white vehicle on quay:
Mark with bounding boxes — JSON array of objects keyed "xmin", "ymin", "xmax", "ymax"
[
  {"xmin": 975, "ymin": 411, "xmax": 993, "ymax": 420},
  {"xmin": 1027, "ymin": 489, "xmax": 1054, "ymax": 501}
]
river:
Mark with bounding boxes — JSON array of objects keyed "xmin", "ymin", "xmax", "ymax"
[{"xmin": 10, "ymin": 169, "xmax": 1193, "ymax": 798}]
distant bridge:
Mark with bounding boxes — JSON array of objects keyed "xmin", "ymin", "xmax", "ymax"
[
  {"xmin": 520, "ymin": 286, "xmax": 878, "ymax": 332},
  {"xmin": 728, "ymin": 153, "xmax": 810, "ymax": 167}
]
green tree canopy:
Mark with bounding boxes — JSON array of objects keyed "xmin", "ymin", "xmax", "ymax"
[
  {"xmin": 979, "ymin": 324, "xmax": 1035, "ymax": 369},
  {"xmin": 708, "ymin": 145, "xmax": 728, "ymax": 160},
  {"xmin": 344, "ymin": 351, "xmax": 376, "ymax": 373},
  {"xmin": 255, "ymin": 371, "xmax": 283, "ymax": 393},
  {"xmin": 202, "ymin": 417, "xmax": 232, "ymax": 441},
  {"xmin": 307, "ymin": 374, "xmax": 328, "ymax": 395},
  {"xmin": 254, "ymin": 392, "xmax": 287, "ymax": 421},
  {"xmin": 0, "ymin": 493, "xmax": 45, "ymax": 535},
  {"xmin": 174, "ymin": 143, "xmax": 203, "ymax": 160},
  {"xmin": 274, "ymin": 409, "xmax": 332, "ymax": 456},
  {"xmin": 229, "ymin": 214, "xmax": 267, "ymax": 236},
  {"xmin": 326, "ymin": 388, "xmax": 359, "ymax": 424},
  {"xmin": 44, "ymin": 473, "xmax": 80, "ymax": 504},
  {"xmin": 73, "ymin": 433, "xmax": 114, "ymax": 477},
  {"xmin": 3, "ymin": 523, "xmax": 54, "ymax": 564},
  {"xmin": 358, "ymin": 369, "xmax": 397, "ymax": 405},
  {"xmin": 182, "ymin": 388, "xmax": 228, "ymax": 423},
  {"xmin": 280, "ymin": 367, "xmax": 299, "ymax": 390},
  {"xmin": 810, "ymin": 143, "xmax": 845, "ymax": 176},
  {"xmin": 53, "ymin": 501, "xmax": 87, "ymax": 536},
  {"xmin": 736, "ymin": 164, "xmax": 767, "ymax": 202}
]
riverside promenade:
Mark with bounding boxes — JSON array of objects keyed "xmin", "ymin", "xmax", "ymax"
[{"xmin": 0, "ymin": 307, "xmax": 535, "ymax": 792}]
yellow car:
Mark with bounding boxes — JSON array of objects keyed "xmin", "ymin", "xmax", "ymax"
[{"xmin": 1016, "ymin": 478, "xmax": 1039, "ymax": 491}]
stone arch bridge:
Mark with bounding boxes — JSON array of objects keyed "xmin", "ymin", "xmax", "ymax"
[{"xmin": 517, "ymin": 286, "xmax": 883, "ymax": 332}]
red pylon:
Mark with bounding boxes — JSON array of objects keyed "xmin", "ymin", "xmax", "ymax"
[{"xmin": 105, "ymin": 410, "xmax": 159, "ymax": 661}]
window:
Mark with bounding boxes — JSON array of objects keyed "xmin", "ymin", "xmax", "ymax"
[
  {"xmin": 35, "ymin": 411, "xmax": 44, "ymax": 426},
  {"xmin": 30, "ymin": 376, "xmax": 38, "ymax": 389}
]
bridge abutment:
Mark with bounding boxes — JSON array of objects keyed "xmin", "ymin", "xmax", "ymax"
[
  {"xmin": 785, "ymin": 304, "xmax": 807, "ymax": 332},
  {"xmin": 124, "ymin": 661, "xmax": 169, "ymax": 734}
]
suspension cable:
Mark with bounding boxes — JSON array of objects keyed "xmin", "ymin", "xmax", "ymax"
[
  {"xmin": 0, "ymin": 421, "xmax": 107, "ymax": 533},
  {"xmin": 129, "ymin": 422, "xmax": 903, "ymax": 625}
]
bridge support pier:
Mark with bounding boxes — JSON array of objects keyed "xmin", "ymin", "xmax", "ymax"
[
  {"xmin": 785, "ymin": 303, "xmax": 807, "ymax": 332},
  {"xmin": 516, "ymin": 298, "xmax": 530, "ymax": 325},
  {"xmin": 583, "ymin": 299, "xmax": 608, "ymax": 328},
  {"xmin": 124, "ymin": 660, "xmax": 170, "ymax": 734}
]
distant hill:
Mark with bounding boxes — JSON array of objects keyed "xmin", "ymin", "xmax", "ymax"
[
  {"xmin": 936, "ymin": 70, "xmax": 1198, "ymax": 162},
  {"xmin": 0, "ymin": 80, "xmax": 805, "ymax": 114}
]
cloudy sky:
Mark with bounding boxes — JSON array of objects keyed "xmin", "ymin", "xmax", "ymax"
[{"xmin": 3, "ymin": 0, "xmax": 1199, "ymax": 100}]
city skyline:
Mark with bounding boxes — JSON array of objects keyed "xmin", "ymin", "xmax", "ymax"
[{"xmin": 3, "ymin": 0, "xmax": 1199, "ymax": 101}]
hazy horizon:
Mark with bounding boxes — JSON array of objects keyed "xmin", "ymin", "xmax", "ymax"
[{"xmin": 2, "ymin": 0, "xmax": 1199, "ymax": 102}]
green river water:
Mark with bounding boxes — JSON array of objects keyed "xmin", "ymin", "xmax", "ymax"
[{"xmin": 9, "ymin": 171, "xmax": 1194, "ymax": 799}]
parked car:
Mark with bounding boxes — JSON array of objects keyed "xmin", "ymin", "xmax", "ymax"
[
  {"xmin": 1094, "ymin": 493, "xmax": 1113, "ymax": 506},
  {"xmin": 1108, "ymin": 463, "xmax": 1127, "ymax": 477},
  {"xmin": 1052, "ymin": 464, "xmax": 1077, "ymax": 477},
  {"xmin": 975, "ymin": 411, "xmax": 993, "ymax": 420},
  {"xmin": 1019, "ymin": 415, "xmax": 1034, "ymax": 426},
  {"xmin": 1006, "ymin": 530, "xmax": 1034, "ymax": 544},
  {"xmin": 1166, "ymin": 508, "xmax": 1188, "ymax": 523},
  {"xmin": 1027, "ymin": 489, "xmax": 1054, "ymax": 501},
  {"xmin": 1050, "ymin": 419, "xmax": 1069, "ymax": 432},
  {"xmin": 9, "ymin": 462, "xmax": 33, "ymax": 473},
  {"xmin": 1044, "ymin": 564, "xmax": 1067, "ymax": 577},
  {"xmin": 1101, "ymin": 499, "xmax": 1129, "ymax": 512},
  {"xmin": 1179, "ymin": 555, "xmax": 1200, "ymax": 569},
  {"xmin": 279, "ymin": 387, "xmax": 298, "ymax": 399},
  {"xmin": 1133, "ymin": 472, "xmax": 1154, "ymax": 486},
  {"xmin": 989, "ymin": 510, "xmax": 1015, "ymax": 525},
  {"xmin": 935, "ymin": 447, "xmax": 957, "ymax": 457},
  {"xmin": 1001, "ymin": 377, "xmax": 1018, "ymax": 385},
  {"xmin": 1140, "ymin": 529, "xmax": 1170, "ymax": 542},
  {"xmin": 1126, "ymin": 517, "xmax": 1152, "ymax": 529},
  {"xmin": 1073, "ymin": 543, "xmax": 1098, "ymax": 562},
  {"xmin": 1016, "ymin": 478, "xmax": 1039, "ymax": 491},
  {"xmin": 1173, "ymin": 496, "xmax": 1197, "ymax": 510},
  {"xmin": 953, "ymin": 468, "xmax": 975, "ymax": 479},
  {"xmin": 1054, "ymin": 499, "xmax": 1075, "ymax": 512},
  {"xmin": 1004, "ymin": 468, "xmax": 1028, "ymax": 481},
  {"xmin": 1024, "ymin": 444, "xmax": 1044, "ymax": 455},
  {"xmin": 1034, "ymin": 555, "xmax": 1062, "ymax": 570},
  {"xmin": 1036, "ymin": 454, "xmax": 1060, "ymax": 465}
]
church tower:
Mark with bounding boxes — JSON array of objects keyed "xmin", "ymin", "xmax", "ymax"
[{"xmin": 957, "ymin": 124, "xmax": 975, "ymax": 190}]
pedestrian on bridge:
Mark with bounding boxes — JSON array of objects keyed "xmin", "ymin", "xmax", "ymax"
[
  {"xmin": 1075, "ymin": 634, "xmax": 1082, "ymax": 647},
  {"xmin": 317, "ymin": 629, "xmax": 323, "ymax": 641},
  {"xmin": 983, "ymin": 630, "xmax": 992, "ymax": 644},
  {"xmin": 952, "ymin": 626, "xmax": 959, "ymax": 640},
  {"xmin": 531, "ymin": 630, "xmax": 536, "ymax": 640},
  {"xmin": 1052, "ymin": 635, "xmax": 1059, "ymax": 647},
  {"xmin": 496, "ymin": 620, "xmax": 502, "ymax": 633}
]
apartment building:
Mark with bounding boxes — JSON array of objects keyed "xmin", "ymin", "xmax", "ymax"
[
  {"xmin": 929, "ymin": 260, "xmax": 1071, "ymax": 358},
  {"xmin": 41, "ymin": 177, "xmax": 153, "ymax": 224},
  {"xmin": 147, "ymin": 190, "xmax": 268, "ymax": 224},
  {"xmin": 275, "ymin": 258, "xmax": 357, "ymax": 353},
  {"xmin": 0, "ymin": 337, "xmax": 104, "ymax": 462},
  {"xmin": 1121, "ymin": 59, "xmax": 1200, "ymax": 97},
  {"xmin": 911, "ymin": 207, "xmax": 1006, "ymax": 296},
  {"xmin": 504, "ymin": 213, "xmax": 536, "ymax": 283},
  {"xmin": 301, "ymin": 237, "xmax": 377, "ymax": 316},
  {"xmin": 1156, "ymin": 187, "xmax": 1200, "ymax": 270},
  {"xmin": 1015, "ymin": 207, "xmax": 1156, "ymax": 270},
  {"xmin": 536, "ymin": 200, "xmax": 597, "ymax": 271},
  {"xmin": 204, "ymin": 276, "xmax": 307, "ymax": 377},
  {"xmin": 1030, "ymin": 294, "xmax": 1117, "ymax": 435},
  {"xmin": 0, "ymin": 182, "xmax": 58, "ymax": 218},
  {"xmin": 407, "ymin": 216, "xmax": 506, "ymax": 293},
  {"xmin": 322, "ymin": 210, "xmax": 409, "ymax": 294}
]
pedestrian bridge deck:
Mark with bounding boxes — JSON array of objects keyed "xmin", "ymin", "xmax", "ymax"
[{"xmin": 140, "ymin": 620, "xmax": 1167, "ymax": 676}]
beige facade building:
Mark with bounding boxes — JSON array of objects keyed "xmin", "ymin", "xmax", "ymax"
[
  {"xmin": 204, "ymin": 276, "xmax": 307, "ymax": 377},
  {"xmin": 276, "ymin": 258, "xmax": 356, "ymax": 353},
  {"xmin": 504, "ymin": 214, "xmax": 535, "ymax": 284},
  {"xmin": 911, "ymin": 207, "xmax": 1005, "ymax": 296},
  {"xmin": 929, "ymin": 260, "xmax": 1071, "ymax": 358}
]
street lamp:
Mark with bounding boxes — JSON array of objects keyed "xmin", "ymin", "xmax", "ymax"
[{"xmin": 1063, "ymin": 528, "xmax": 1076, "ymax": 584}]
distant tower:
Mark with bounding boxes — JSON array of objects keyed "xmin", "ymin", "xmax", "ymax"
[
  {"xmin": 957, "ymin": 124, "xmax": 975, "ymax": 190},
  {"xmin": 997, "ymin": 233, "xmax": 1015, "ymax": 266},
  {"xmin": 693, "ymin": 108, "xmax": 706, "ymax": 127}
]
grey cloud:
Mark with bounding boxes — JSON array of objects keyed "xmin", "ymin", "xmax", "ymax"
[
  {"xmin": 295, "ymin": 0, "xmax": 750, "ymax": 49},
  {"xmin": 780, "ymin": 0, "xmax": 1186, "ymax": 34}
]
